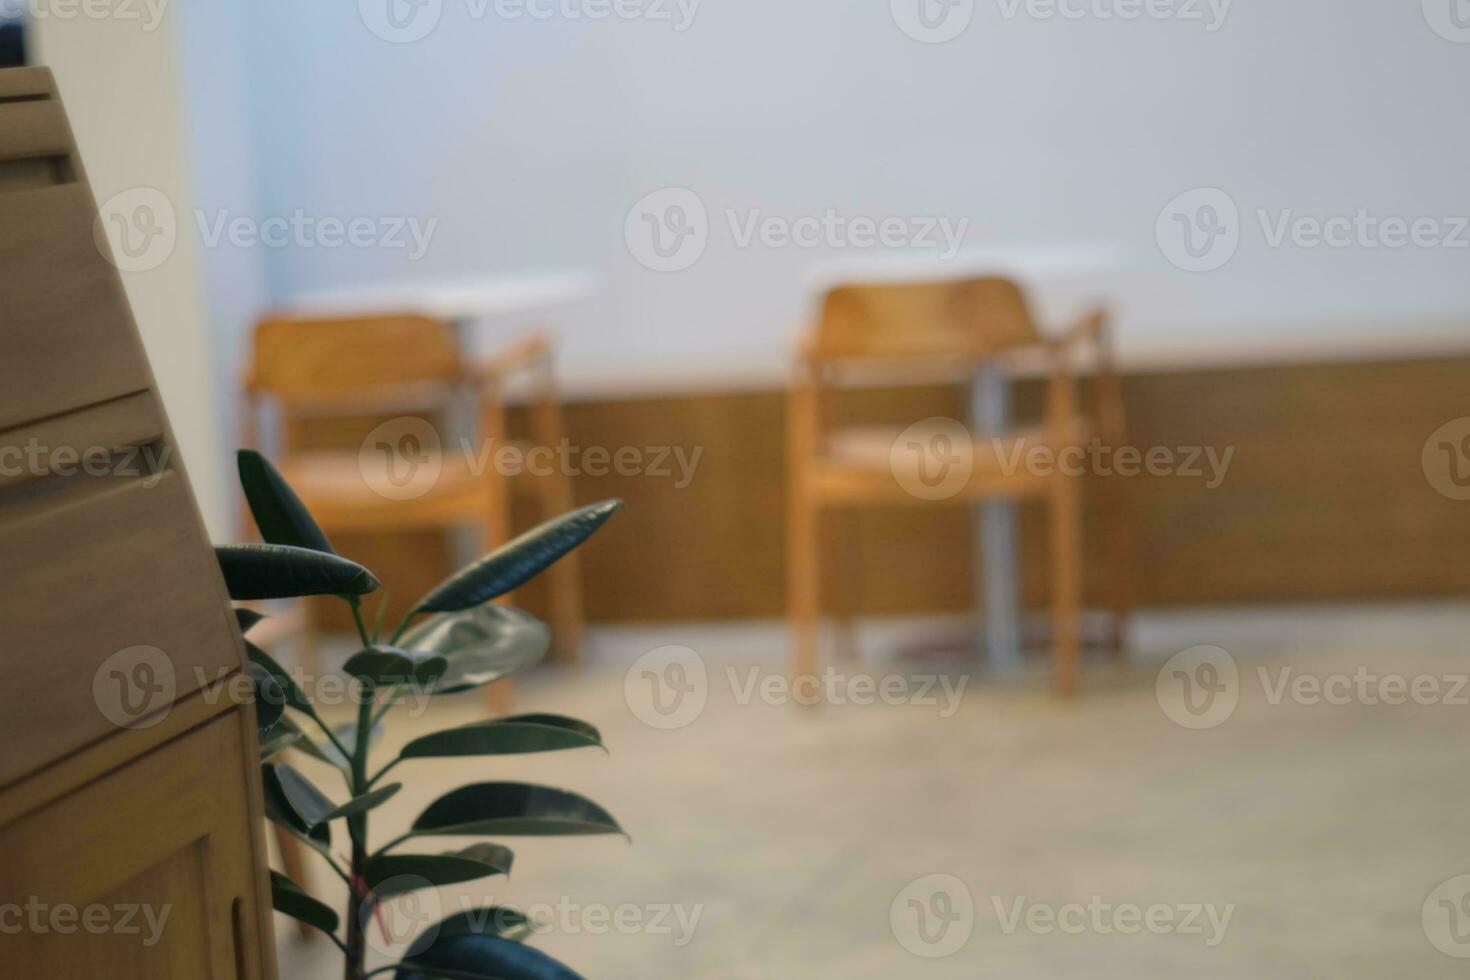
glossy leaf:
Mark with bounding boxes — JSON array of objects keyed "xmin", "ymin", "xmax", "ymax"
[
  {"xmin": 343, "ymin": 646, "xmax": 448, "ymax": 689},
  {"xmin": 441, "ymin": 842, "xmax": 514, "ymax": 876},
  {"xmin": 411, "ymin": 500, "xmax": 622, "ymax": 614},
  {"xmin": 399, "ymin": 714, "xmax": 602, "ymax": 761},
  {"xmin": 246, "ymin": 663, "xmax": 286, "ymax": 733},
  {"xmin": 401, "ymin": 605, "xmax": 550, "ymax": 694},
  {"xmin": 319, "ymin": 783, "xmax": 401, "ymax": 824},
  {"xmin": 216, "ymin": 544, "xmax": 379, "ymax": 601},
  {"xmin": 273, "ymin": 762, "xmax": 338, "ymax": 828},
  {"xmin": 365, "ymin": 850, "xmax": 510, "ymax": 898},
  {"xmin": 245, "ymin": 643, "xmax": 316, "ymax": 716},
  {"xmin": 411, "ymin": 783, "xmax": 625, "ymax": 839},
  {"xmin": 396, "ymin": 934, "xmax": 584, "ymax": 980},
  {"xmin": 271, "ymin": 870, "xmax": 339, "ymax": 936},
  {"xmin": 238, "ymin": 449, "xmax": 335, "ymax": 553},
  {"xmin": 403, "ymin": 906, "xmax": 532, "ymax": 960},
  {"xmin": 261, "ymin": 763, "xmax": 332, "ymax": 852},
  {"xmin": 234, "ymin": 607, "xmax": 266, "ymax": 634}
]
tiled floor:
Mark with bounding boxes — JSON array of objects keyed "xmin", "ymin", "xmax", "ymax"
[{"xmin": 276, "ymin": 604, "xmax": 1470, "ymax": 978}]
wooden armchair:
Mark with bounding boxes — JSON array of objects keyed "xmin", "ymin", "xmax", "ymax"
[
  {"xmin": 787, "ymin": 276, "xmax": 1131, "ymax": 696},
  {"xmin": 239, "ymin": 313, "xmax": 586, "ymax": 712}
]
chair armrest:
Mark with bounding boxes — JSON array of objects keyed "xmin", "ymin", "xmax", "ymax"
[{"xmin": 464, "ymin": 332, "xmax": 553, "ymax": 387}]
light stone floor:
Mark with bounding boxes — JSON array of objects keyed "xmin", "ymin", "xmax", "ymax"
[{"xmin": 276, "ymin": 603, "xmax": 1470, "ymax": 979}]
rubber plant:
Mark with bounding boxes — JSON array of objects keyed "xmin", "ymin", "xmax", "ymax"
[{"xmin": 219, "ymin": 449, "xmax": 624, "ymax": 980}]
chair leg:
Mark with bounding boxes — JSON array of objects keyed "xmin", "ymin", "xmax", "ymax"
[
  {"xmin": 1050, "ymin": 474, "xmax": 1082, "ymax": 697},
  {"xmin": 789, "ymin": 490, "xmax": 821, "ymax": 698},
  {"xmin": 828, "ymin": 511, "xmax": 858, "ymax": 663},
  {"xmin": 273, "ymin": 823, "xmax": 315, "ymax": 941},
  {"xmin": 1104, "ymin": 475, "xmax": 1134, "ymax": 659}
]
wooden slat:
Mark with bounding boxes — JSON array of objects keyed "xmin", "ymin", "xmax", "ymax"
[
  {"xmin": 0, "ymin": 472, "xmax": 245, "ymax": 788},
  {"xmin": 0, "ymin": 182, "xmax": 154, "ymax": 429},
  {"xmin": 0, "ymin": 97, "xmax": 72, "ymax": 163},
  {"xmin": 0, "ymin": 392, "xmax": 164, "ymax": 492},
  {"xmin": 0, "ymin": 65, "xmax": 56, "ymax": 102}
]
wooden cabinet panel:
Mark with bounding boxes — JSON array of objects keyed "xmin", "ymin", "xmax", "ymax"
[
  {"xmin": 0, "ymin": 710, "xmax": 270, "ymax": 979},
  {"xmin": 0, "ymin": 468, "xmax": 243, "ymax": 788},
  {"xmin": 0, "ymin": 181, "xmax": 155, "ymax": 430}
]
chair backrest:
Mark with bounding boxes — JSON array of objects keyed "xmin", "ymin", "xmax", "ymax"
[
  {"xmin": 251, "ymin": 313, "xmax": 461, "ymax": 400},
  {"xmin": 812, "ymin": 276, "xmax": 1039, "ymax": 362}
]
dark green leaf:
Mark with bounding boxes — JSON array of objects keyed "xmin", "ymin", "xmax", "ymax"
[
  {"xmin": 344, "ymin": 646, "xmax": 448, "ymax": 689},
  {"xmin": 401, "ymin": 605, "xmax": 550, "ymax": 694},
  {"xmin": 273, "ymin": 762, "xmax": 338, "ymax": 828},
  {"xmin": 247, "ymin": 663, "xmax": 285, "ymax": 733},
  {"xmin": 404, "ymin": 906, "xmax": 532, "ymax": 960},
  {"xmin": 411, "ymin": 783, "xmax": 625, "ymax": 839},
  {"xmin": 319, "ymin": 783, "xmax": 401, "ymax": 824},
  {"xmin": 397, "ymin": 934, "xmax": 584, "ymax": 980},
  {"xmin": 238, "ymin": 449, "xmax": 336, "ymax": 553},
  {"xmin": 365, "ymin": 851, "xmax": 510, "ymax": 898},
  {"xmin": 245, "ymin": 643, "xmax": 316, "ymax": 716},
  {"xmin": 216, "ymin": 544, "xmax": 379, "ymax": 601},
  {"xmin": 235, "ymin": 607, "xmax": 266, "ymax": 634},
  {"xmin": 261, "ymin": 763, "xmax": 332, "ymax": 852},
  {"xmin": 440, "ymin": 843, "xmax": 514, "ymax": 876},
  {"xmin": 399, "ymin": 715, "xmax": 602, "ymax": 761},
  {"xmin": 412, "ymin": 500, "xmax": 622, "ymax": 613},
  {"xmin": 270, "ymin": 870, "xmax": 339, "ymax": 936}
]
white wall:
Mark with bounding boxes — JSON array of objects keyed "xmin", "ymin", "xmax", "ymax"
[
  {"xmin": 220, "ymin": 2, "xmax": 1470, "ymax": 389},
  {"xmin": 33, "ymin": 8, "xmax": 229, "ymax": 534}
]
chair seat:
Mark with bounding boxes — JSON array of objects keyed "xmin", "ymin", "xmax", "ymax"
[
  {"xmin": 810, "ymin": 420, "xmax": 1089, "ymax": 502},
  {"xmin": 278, "ymin": 450, "xmax": 493, "ymax": 533}
]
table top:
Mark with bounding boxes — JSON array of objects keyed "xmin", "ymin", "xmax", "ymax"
[{"xmin": 279, "ymin": 270, "xmax": 598, "ymax": 321}]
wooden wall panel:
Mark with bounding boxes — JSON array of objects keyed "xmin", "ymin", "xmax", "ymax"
[{"xmin": 278, "ymin": 354, "xmax": 1470, "ymax": 628}]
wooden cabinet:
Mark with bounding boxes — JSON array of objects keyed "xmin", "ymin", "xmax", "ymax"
[
  {"xmin": 0, "ymin": 712, "xmax": 271, "ymax": 979},
  {"xmin": 0, "ymin": 66, "xmax": 277, "ymax": 978}
]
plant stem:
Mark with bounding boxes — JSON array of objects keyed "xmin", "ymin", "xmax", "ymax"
[{"xmin": 345, "ymin": 596, "xmax": 376, "ymax": 980}]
